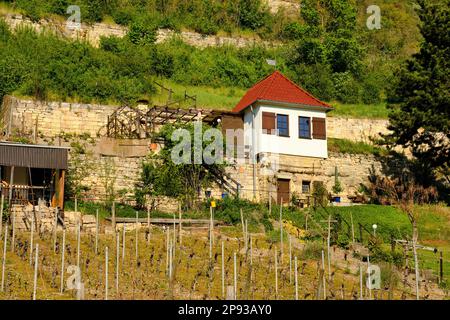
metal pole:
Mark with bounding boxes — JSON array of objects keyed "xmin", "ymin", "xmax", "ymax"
[
  {"xmin": 76, "ymin": 222, "xmax": 80, "ymax": 269},
  {"xmin": 322, "ymin": 250, "xmax": 326, "ymax": 299},
  {"xmin": 116, "ymin": 232, "xmax": 119, "ymax": 294},
  {"xmin": 29, "ymin": 213, "xmax": 34, "ymax": 265},
  {"xmin": 234, "ymin": 252, "xmax": 237, "ymax": 300},
  {"xmin": 135, "ymin": 212, "xmax": 139, "ymax": 263},
  {"xmin": 105, "ymin": 247, "xmax": 109, "ymax": 300},
  {"xmin": 147, "ymin": 206, "xmax": 151, "ymax": 245},
  {"xmin": 166, "ymin": 229, "xmax": 169, "ymax": 274},
  {"xmin": 95, "ymin": 209, "xmax": 99, "ymax": 255},
  {"xmin": 250, "ymin": 235, "xmax": 253, "ymax": 266},
  {"xmin": 122, "ymin": 224, "xmax": 126, "ymax": 266},
  {"xmin": 327, "ymin": 215, "xmax": 331, "ymax": 281},
  {"xmin": 250, "ymin": 105, "xmax": 256, "ymax": 199},
  {"xmin": 172, "ymin": 213, "xmax": 176, "ymax": 260},
  {"xmin": 294, "ymin": 256, "xmax": 298, "ymax": 300},
  {"xmin": 53, "ymin": 208, "xmax": 58, "ymax": 253},
  {"xmin": 11, "ymin": 205, "xmax": 15, "ymax": 253},
  {"xmin": 289, "ymin": 235, "xmax": 292, "ymax": 284},
  {"xmin": 179, "ymin": 203, "xmax": 182, "ymax": 246},
  {"xmin": 221, "ymin": 241, "xmax": 225, "ymax": 299},
  {"xmin": 33, "ymin": 244, "xmax": 39, "ymax": 300},
  {"xmin": 280, "ymin": 201, "xmax": 283, "ymax": 261},
  {"xmin": 1, "ymin": 223, "xmax": 8, "ymax": 292},
  {"xmin": 275, "ymin": 249, "xmax": 278, "ymax": 299},
  {"xmin": 367, "ymin": 256, "xmax": 372, "ymax": 300},
  {"xmin": 359, "ymin": 264, "xmax": 363, "ymax": 300},
  {"xmin": 0, "ymin": 194, "xmax": 3, "ymax": 237}
]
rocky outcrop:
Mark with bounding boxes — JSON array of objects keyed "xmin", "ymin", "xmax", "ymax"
[{"xmin": 1, "ymin": 13, "xmax": 278, "ymax": 48}]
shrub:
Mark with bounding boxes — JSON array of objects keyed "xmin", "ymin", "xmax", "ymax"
[{"xmin": 333, "ymin": 72, "xmax": 362, "ymax": 104}]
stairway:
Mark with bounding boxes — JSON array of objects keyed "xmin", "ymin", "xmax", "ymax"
[{"xmin": 205, "ymin": 164, "xmax": 242, "ymax": 198}]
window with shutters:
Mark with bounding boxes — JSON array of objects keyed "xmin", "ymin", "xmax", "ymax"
[
  {"xmin": 262, "ymin": 112, "xmax": 276, "ymax": 135},
  {"xmin": 312, "ymin": 117, "xmax": 326, "ymax": 140},
  {"xmin": 276, "ymin": 114, "xmax": 289, "ymax": 137},
  {"xmin": 299, "ymin": 117, "xmax": 311, "ymax": 139}
]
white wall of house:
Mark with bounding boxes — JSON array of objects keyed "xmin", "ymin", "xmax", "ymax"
[{"xmin": 243, "ymin": 103, "xmax": 328, "ymax": 159}]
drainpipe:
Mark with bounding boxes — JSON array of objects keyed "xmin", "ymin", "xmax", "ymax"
[{"xmin": 250, "ymin": 105, "xmax": 256, "ymax": 200}]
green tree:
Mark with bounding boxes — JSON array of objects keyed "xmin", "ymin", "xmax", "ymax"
[
  {"xmin": 384, "ymin": 0, "xmax": 450, "ymax": 183},
  {"xmin": 135, "ymin": 123, "xmax": 225, "ymax": 210}
]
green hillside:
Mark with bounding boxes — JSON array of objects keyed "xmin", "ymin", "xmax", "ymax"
[{"xmin": 0, "ymin": 0, "xmax": 423, "ymax": 117}]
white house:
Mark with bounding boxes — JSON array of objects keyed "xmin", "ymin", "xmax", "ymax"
[
  {"xmin": 232, "ymin": 71, "xmax": 333, "ymax": 160},
  {"xmin": 227, "ymin": 71, "xmax": 333, "ymax": 203}
]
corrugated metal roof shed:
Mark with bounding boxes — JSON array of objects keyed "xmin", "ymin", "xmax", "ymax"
[{"xmin": 0, "ymin": 142, "xmax": 69, "ymax": 170}]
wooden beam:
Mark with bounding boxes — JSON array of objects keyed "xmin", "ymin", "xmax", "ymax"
[{"xmin": 59, "ymin": 170, "xmax": 65, "ymax": 209}]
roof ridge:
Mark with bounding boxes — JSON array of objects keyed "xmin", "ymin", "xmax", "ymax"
[
  {"xmin": 258, "ymin": 71, "xmax": 278, "ymax": 101},
  {"xmin": 231, "ymin": 71, "xmax": 332, "ymax": 113},
  {"xmin": 277, "ymin": 72, "xmax": 331, "ymax": 108}
]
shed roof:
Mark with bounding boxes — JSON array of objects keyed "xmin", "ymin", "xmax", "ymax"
[
  {"xmin": 0, "ymin": 142, "xmax": 69, "ymax": 170},
  {"xmin": 232, "ymin": 71, "xmax": 332, "ymax": 113}
]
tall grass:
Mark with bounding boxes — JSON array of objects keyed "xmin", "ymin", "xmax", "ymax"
[{"xmin": 328, "ymin": 138, "xmax": 388, "ymax": 156}]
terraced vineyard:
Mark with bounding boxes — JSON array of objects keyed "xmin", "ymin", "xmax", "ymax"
[{"xmin": 1, "ymin": 219, "xmax": 446, "ymax": 300}]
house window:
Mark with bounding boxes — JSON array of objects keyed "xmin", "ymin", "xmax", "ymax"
[
  {"xmin": 262, "ymin": 112, "xmax": 276, "ymax": 135},
  {"xmin": 299, "ymin": 117, "xmax": 311, "ymax": 139},
  {"xmin": 302, "ymin": 181, "xmax": 311, "ymax": 194},
  {"xmin": 277, "ymin": 114, "xmax": 289, "ymax": 137},
  {"xmin": 312, "ymin": 117, "xmax": 326, "ymax": 140}
]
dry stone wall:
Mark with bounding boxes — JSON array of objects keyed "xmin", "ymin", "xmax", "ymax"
[
  {"xmin": 11, "ymin": 203, "xmax": 96, "ymax": 233},
  {"xmin": 327, "ymin": 117, "xmax": 390, "ymax": 143}
]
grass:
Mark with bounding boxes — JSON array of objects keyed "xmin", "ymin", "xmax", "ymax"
[
  {"xmin": 150, "ymin": 80, "xmax": 245, "ymax": 111},
  {"xmin": 328, "ymin": 138, "xmax": 388, "ymax": 156},
  {"xmin": 150, "ymin": 83, "xmax": 391, "ymax": 119},
  {"xmin": 11, "ymin": 79, "xmax": 390, "ymax": 119},
  {"xmin": 318, "ymin": 204, "xmax": 450, "ymax": 279},
  {"xmin": 329, "ymin": 101, "xmax": 389, "ymax": 119}
]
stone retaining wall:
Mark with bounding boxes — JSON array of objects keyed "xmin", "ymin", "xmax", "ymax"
[
  {"xmin": 11, "ymin": 203, "xmax": 96, "ymax": 234},
  {"xmin": 1, "ymin": 96, "xmax": 395, "ymax": 206},
  {"xmin": 1, "ymin": 96, "xmax": 391, "ymax": 143}
]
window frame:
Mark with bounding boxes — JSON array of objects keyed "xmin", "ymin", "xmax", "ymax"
[
  {"xmin": 276, "ymin": 114, "xmax": 290, "ymax": 137},
  {"xmin": 302, "ymin": 180, "xmax": 311, "ymax": 194},
  {"xmin": 298, "ymin": 116, "xmax": 312, "ymax": 139}
]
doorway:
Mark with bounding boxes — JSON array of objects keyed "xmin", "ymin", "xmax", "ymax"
[{"xmin": 277, "ymin": 179, "xmax": 290, "ymax": 205}]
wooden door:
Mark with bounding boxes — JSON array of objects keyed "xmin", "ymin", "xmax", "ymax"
[{"xmin": 277, "ymin": 179, "xmax": 290, "ymax": 205}]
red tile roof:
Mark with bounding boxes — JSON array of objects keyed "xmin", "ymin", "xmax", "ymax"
[{"xmin": 232, "ymin": 71, "xmax": 332, "ymax": 113}]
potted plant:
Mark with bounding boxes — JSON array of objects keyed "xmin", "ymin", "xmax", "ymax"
[{"xmin": 332, "ymin": 166, "xmax": 343, "ymax": 203}]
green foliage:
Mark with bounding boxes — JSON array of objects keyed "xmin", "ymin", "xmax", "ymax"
[
  {"xmin": 127, "ymin": 19, "xmax": 157, "ymax": 45},
  {"xmin": 384, "ymin": 0, "xmax": 450, "ymax": 182},
  {"xmin": 0, "ymin": 21, "xmax": 283, "ymax": 104},
  {"xmin": 65, "ymin": 137, "xmax": 95, "ymax": 201},
  {"xmin": 312, "ymin": 181, "xmax": 329, "ymax": 207},
  {"xmin": 135, "ymin": 122, "xmax": 226, "ymax": 209},
  {"xmin": 328, "ymin": 138, "xmax": 388, "ymax": 156},
  {"xmin": 332, "ymin": 166, "xmax": 343, "ymax": 195}
]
